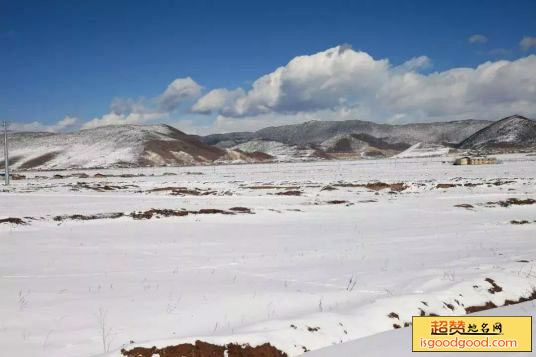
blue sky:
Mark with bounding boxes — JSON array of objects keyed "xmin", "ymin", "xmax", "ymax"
[{"xmin": 2, "ymin": 0, "xmax": 536, "ymax": 133}]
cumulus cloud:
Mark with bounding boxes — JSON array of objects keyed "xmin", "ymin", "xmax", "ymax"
[
  {"xmin": 191, "ymin": 88, "xmax": 245, "ymax": 114},
  {"xmin": 520, "ymin": 36, "xmax": 536, "ymax": 51},
  {"xmin": 469, "ymin": 34, "xmax": 488, "ymax": 44},
  {"xmin": 81, "ymin": 112, "xmax": 166, "ymax": 130},
  {"xmin": 82, "ymin": 77, "xmax": 202, "ymax": 129},
  {"xmin": 157, "ymin": 77, "xmax": 202, "ymax": 112},
  {"xmin": 190, "ymin": 46, "xmax": 536, "ymax": 124},
  {"xmin": 192, "ymin": 46, "xmax": 390, "ymax": 117},
  {"xmin": 73, "ymin": 46, "xmax": 536, "ymax": 132},
  {"xmin": 9, "ymin": 116, "xmax": 78, "ymax": 132},
  {"xmin": 394, "ymin": 56, "xmax": 432, "ymax": 72}
]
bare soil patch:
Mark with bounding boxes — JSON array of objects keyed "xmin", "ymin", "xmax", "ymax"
[
  {"xmin": 485, "ymin": 278, "xmax": 503, "ymax": 294},
  {"xmin": 465, "ymin": 301, "xmax": 498, "ymax": 314},
  {"xmin": 130, "ymin": 209, "xmax": 189, "ymax": 220},
  {"xmin": 333, "ymin": 182, "xmax": 408, "ymax": 192},
  {"xmin": 244, "ymin": 185, "xmax": 300, "ymax": 190},
  {"xmin": 436, "ymin": 183, "xmax": 458, "ymax": 189},
  {"xmin": 148, "ymin": 187, "xmax": 217, "ymax": 196},
  {"xmin": 320, "ymin": 185, "xmax": 337, "ymax": 191},
  {"xmin": 455, "ymin": 204, "xmax": 474, "ymax": 209},
  {"xmin": 274, "ymin": 190, "xmax": 302, "ymax": 196},
  {"xmin": 486, "ymin": 198, "xmax": 536, "ymax": 207},
  {"xmin": 511, "ymin": 220, "xmax": 531, "ymax": 225},
  {"xmin": 53, "ymin": 213, "xmax": 125, "ymax": 222},
  {"xmin": 19, "ymin": 151, "xmax": 59, "ymax": 169},
  {"xmin": 465, "ymin": 286, "xmax": 536, "ymax": 314},
  {"xmin": 0, "ymin": 217, "xmax": 26, "ymax": 225},
  {"xmin": 120, "ymin": 340, "xmax": 287, "ymax": 357},
  {"xmin": 325, "ymin": 200, "xmax": 349, "ymax": 205},
  {"xmin": 229, "ymin": 207, "xmax": 254, "ymax": 214}
]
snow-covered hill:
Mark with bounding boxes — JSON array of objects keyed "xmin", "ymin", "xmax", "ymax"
[
  {"xmin": 305, "ymin": 301, "xmax": 536, "ymax": 357},
  {"xmin": 458, "ymin": 115, "xmax": 536, "ymax": 149},
  {"xmin": 0, "ymin": 124, "xmax": 269, "ymax": 170},
  {"xmin": 232, "ymin": 139, "xmax": 329, "ymax": 161},
  {"xmin": 201, "ymin": 119, "xmax": 492, "ymax": 148}
]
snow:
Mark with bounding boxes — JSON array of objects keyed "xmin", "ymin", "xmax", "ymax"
[
  {"xmin": 459, "ymin": 115, "xmax": 536, "ymax": 149},
  {"xmin": 393, "ymin": 142, "xmax": 450, "ymax": 158},
  {"xmin": 305, "ymin": 300, "xmax": 536, "ymax": 356},
  {"xmin": 1, "ymin": 153, "xmax": 535, "ymax": 356},
  {"xmin": 232, "ymin": 140, "xmax": 315, "ymax": 161}
]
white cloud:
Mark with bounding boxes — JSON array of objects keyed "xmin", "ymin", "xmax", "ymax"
[
  {"xmin": 157, "ymin": 77, "xmax": 202, "ymax": 112},
  {"xmin": 520, "ymin": 36, "xmax": 536, "ymax": 51},
  {"xmin": 469, "ymin": 34, "xmax": 488, "ymax": 44},
  {"xmin": 81, "ymin": 77, "xmax": 202, "ymax": 129},
  {"xmin": 73, "ymin": 46, "xmax": 536, "ymax": 133},
  {"xmin": 189, "ymin": 46, "xmax": 536, "ymax": 124},
  {"xmin": 193, "ymin": 46, "xmax": 390, "ymax": 117},
  {"xmin": 81, "ymin": 112, "xmax": 166, "ymax": 130},
  {"xmin": 9, "ymin": 116, "xmax": 78, "ymax": 133},
  {"xmin": 191, "ymin": 88, "xmax": 245, "ymax": 114},
  {"xmin": 394, "ymin": 56, "xmax": 432, "ymax": 72}
]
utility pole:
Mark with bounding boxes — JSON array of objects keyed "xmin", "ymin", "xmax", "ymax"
[{"xmin": 3, "ymin": 121, "xmax": 9, "ymax": 185}]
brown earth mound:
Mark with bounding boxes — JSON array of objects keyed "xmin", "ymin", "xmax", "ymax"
[
  {"xmin": 120, "ymin": 340, "xmax": 287, "ymax": 357},
  {"xmin": 148, "ymin": 187, "xmax": 217, "ymax": 196},
  {"xmin": 275, "ymin": 190, "xmax": 302, "ymax": 196},
  {"xmin": 436, "ymin": 183, "xmax": 458, "ymax": 189},
  {"xmin": 0, "ymin": 217, "xmax": 26, "ymax": 225},
  {"xmin": 130, "ymin": 209, "xmax": 189, "ymax": 220},
  {"xmin": 334, "ymin": 182, "xmax": 407, "ymax": 192},
  {"xmin": 54, "ymin": 213, "xmax": 125, "ymax": 221},
  {"xmin": 487, "ymin": 198, "xmax": 536, "ymax": 207}
]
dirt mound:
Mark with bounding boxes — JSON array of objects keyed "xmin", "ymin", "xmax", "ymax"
[
  {"xmin": 229, "ymin": 207, "xmax": 254, "ymax": 214},
  {"xmin": 0, "ymin": 217, "xmax": 26, "ymax": 225},
  {"xmin": 130, "ymin": 209, "xmax": 189, "ymax": 220},
  {"xmin": 275, "ymin": 190, "xmax": 302, "ymax": 196},
  {"xmin": 436, "ymin": 183, "xmax": 458, "ymax": 189},
  {"xmin": 148, "ymin": 187, "xmax": 217, "ymax": 196},
  {"xmin": 333, "ymin": 181, "xmax": 408, "ymax": 192},
  {"xmin": 54, "ymin": 213, "xmax": 124, "ymax": 221},
  {"xmin": 487, "ymin": 198, "xmax": 536, "ymax": 207},
  {"xmin": 120, "ymin": 340, "xmax": 287, "ymax": 357},
  {"xmin": 326, "ymin": 200, "xmax": 349, "ymax": 205}
]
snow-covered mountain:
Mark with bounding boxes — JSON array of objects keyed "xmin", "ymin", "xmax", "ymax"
[
  {"xmin": 2, "ymin": 115, "xmax": 533, "ymax": 170},
  {"xmin": 232, "ymin": 140, "xmax": 331, "ymax": 161},
  {"xmin": 458, "ymin": 115, "xmax": 536, "ymax": 150},
  {"xmin": 0, "ymin": 124, "xmax": 270, "ymax": 170},
  {"xmin": 200, "ymin": 119, "xmax": 492, "ymax": 148}
]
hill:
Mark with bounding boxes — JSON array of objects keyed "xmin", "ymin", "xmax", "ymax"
[
  {"xmin": 200, "ymin": 119, "xmax": 493, "ymax": 148},
  {"xmin": 458, "ymin": 115, "xmax": 536, "ymax": 150},
  {"xmin": 0, "ymin": 124, "xmax": 269, "ymax": 170}
]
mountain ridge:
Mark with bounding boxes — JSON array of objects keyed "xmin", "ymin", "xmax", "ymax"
[
  {"xmin": 458, "ymin": 115, "xmax": 536, "ymax": 149},
  {"xmin": 199, "ymin": 118, "xmax": 493, "ymax": 148}
]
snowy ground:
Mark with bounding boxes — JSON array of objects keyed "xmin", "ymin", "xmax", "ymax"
[
  {"xmin": 1, "ymin": 154, "xmax": 535, "ymax": 356},
  {"xmin": 307, "ymin": 300, "xmax": 536, "ymax": 356}
]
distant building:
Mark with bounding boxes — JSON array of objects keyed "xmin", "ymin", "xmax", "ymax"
[{"xmin": 454, "ymin": 156, "xmax": 497, "ymax": 165}]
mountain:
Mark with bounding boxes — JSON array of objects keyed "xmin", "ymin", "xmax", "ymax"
[
  {"xmin": 200, "ymin": 119, "xmax": 493, "ymax": 148},
  {"xmin": 458, "ymin": 115, "xmax": 536, "ymax": 150},
  {"xmin": 2, "ymin": 115, "xmax": 532, "ymax": 170},
  {"xmin": 232, "ymin": 140, "xmax": 332, "ymax": 161},
  {"xmin": 0, "ymin": 124, "xmax": 270, "ymax": 170}
]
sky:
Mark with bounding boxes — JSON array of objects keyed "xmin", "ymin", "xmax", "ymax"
[{"xmin": 1, "ymin": 0, "xmax": 536, "ymax": 134}]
